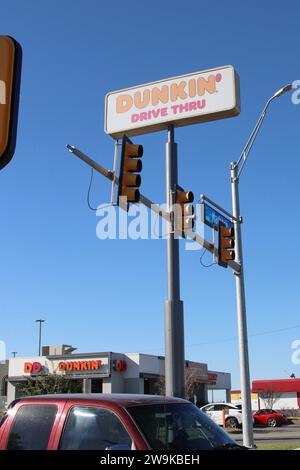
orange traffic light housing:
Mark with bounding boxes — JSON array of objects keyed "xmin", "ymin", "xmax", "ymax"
[
  {"xmin": 175, "ymin": 185, "xmax": 195, "ymax": 235},
  {"xmin": 0, "ymin": 36, "xmax": 22, "ymax": 170},
  {"xmin": 117, "ymin": 134, "xmax": 143, "ymax": 211},
  {"xmin": 218, "ymin": 224, "xmax": 235, "ymax": 267}
]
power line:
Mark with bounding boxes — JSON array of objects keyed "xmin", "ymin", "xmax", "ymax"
[{"xmin": 134, "ymin": 323, "xmax": 300, "ymax": 354}]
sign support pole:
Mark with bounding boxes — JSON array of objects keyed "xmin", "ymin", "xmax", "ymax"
[
  {"xmin": 164, "ymin": 125, "xmax": 185, "ymax": 398},
  {"xmin": 231, "ymin": 162, "xmax": 254, "ymax": 448}
]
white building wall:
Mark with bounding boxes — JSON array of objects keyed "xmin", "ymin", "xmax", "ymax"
[
  {"xmin": 208, "ymin": 371, "xmax": 231, "ymax": 390},
  {"xmin": 259, "ymin": 392, "xmax": 298, "ymax": 411},
  {"xmin": 232, "ymin": 392, "xmax": 299, "ymax": 411}
]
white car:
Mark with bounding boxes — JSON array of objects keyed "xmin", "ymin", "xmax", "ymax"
[{"xmin": 200, "ymin": 403, "xmax": 243, "ymax": 429}]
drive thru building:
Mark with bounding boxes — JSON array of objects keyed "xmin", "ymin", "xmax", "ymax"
[{"xmin": 2, "ymin": 344, "xmax": 231, "ymax": 409}]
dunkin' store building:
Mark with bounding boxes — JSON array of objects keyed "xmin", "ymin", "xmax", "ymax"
[{"xmin": 5, "ymin": 344, "xmax": 231, "ymax": 407}]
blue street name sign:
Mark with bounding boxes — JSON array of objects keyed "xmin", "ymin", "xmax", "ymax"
[{"xmin": 201, "ymin": 202, "xmax": 233, "ymax": 231}]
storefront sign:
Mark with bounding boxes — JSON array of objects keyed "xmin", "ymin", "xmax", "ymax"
[
  {"xmin": 58, "ymin": 360, "xmax": 101, "ymax": 372},
  {"xmin": 17, "ymin": 355, "xmax": 110, "ymax": 378},
  {"xmin": 113, "ymin": 359, "xmax": 127, "ymax": 372},
  {"xmin": 208, "ymin": 373, "xmax": 218, "ymax": 385},
  {"xmin": 24, "ymin": 362, "xmax": 42, "ymax": 375},
  {"xmin": 105, "ymin": 65, "xmax": 240, "ymax": 138}
]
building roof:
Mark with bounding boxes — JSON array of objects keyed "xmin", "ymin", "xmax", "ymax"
[{"xmin": 252, "ymin": 379, "xmax": 300, "ymax": 393}]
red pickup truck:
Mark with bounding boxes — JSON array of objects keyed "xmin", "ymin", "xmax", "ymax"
[{"xmin": 0, "ymin": 394, "xmax": 242, "ymax": 450}]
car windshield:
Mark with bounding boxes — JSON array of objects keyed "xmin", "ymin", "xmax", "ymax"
[{"xmin": 127, "ymin": 402, "xmax": 240, "ymax": 450}]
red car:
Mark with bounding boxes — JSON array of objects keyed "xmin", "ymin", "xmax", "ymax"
[
  {"xmin": 252, "ymin": 409, "xmax": 287, "ymax": 427},
  {"xmin": 0, "ymin": 394, "xmax": 243, "ymax": 450}
]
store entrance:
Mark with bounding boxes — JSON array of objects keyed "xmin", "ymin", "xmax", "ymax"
[{"xmin": 91, "ymin": 378, "xmax": 103, "ymax": 393}]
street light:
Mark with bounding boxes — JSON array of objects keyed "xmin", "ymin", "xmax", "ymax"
[
  {"xmin": 231, "ymin": 84, "xmax": 292, "ymax": 448},
  {"xmin": 35, "ymin": 319, "xmax": 45, "ymax": 356}
]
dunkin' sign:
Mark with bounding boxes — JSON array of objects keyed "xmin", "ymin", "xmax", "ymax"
[{"xmin": 105, "ymin": 65, "xmax": 240, "ymax": 138}]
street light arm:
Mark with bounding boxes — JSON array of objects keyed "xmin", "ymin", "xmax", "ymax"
[{"xmin": 234, "ymin": 84, "xmax": 292, "ymax": 179}]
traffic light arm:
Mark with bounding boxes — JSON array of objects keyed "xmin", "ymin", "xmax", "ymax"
[{"xmin": 66, "ymin": 144, "xmax": 241, "ymax": 273}]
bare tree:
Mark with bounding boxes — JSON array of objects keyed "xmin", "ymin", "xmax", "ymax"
[
  {"xmin": 155, "ymin": 367, "xmax": 203, "ymax": 402},
  {"xmin": 259, "ymin": 389, "xmax": 281, "ymax": 409},
  {"xmin": 185, "ymin": 367, "xmax": 204, "ymax": 403}
]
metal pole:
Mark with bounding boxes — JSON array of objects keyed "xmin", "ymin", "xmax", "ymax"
[
  {"xmin": 36, "ymin": 319, "xmax": 45, "ymax": 356},
  {"xmin": 164, "ymin": 125, "xmax": 185, "ymax": 398},
  {"xmin": 110, "ymin": 140, "xmax": 119, "ymax": 205},
  {"xmin": 230, "ymin": 162, "xmax": 254, "ymax": 448}
]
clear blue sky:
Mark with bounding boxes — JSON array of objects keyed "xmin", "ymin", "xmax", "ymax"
[{"xmin": 1, "ymin": 0, "xmax": 299, "ymax": 389}]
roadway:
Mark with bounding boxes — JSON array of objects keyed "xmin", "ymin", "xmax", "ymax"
[{"xmin": 230, "ymin": 423, "xmax": 300, "ymax": 447}]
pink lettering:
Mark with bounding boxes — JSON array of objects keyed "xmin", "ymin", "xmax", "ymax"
[
  {"xmin": 179, "ymin": 103, "xmax": 189, "ymax": 113},
  {"xmin": 171, "ymin": 105, "xmax": 180, "ymax": 114},
  {"xmin": 152, "ymin": 109, "xmax": 160, "ymax": 118},
  {"xmin": 197, "ymin": 99, "xmax": 206, "ymax": 109}
]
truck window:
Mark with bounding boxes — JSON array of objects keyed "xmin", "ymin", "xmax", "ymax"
[
  {"xmin": 59, "ymin": 406, "xmax": 133, "ymax": 450},
  {"xmin": 6, "ymin": 404, "xmax": 57, "ymax": 450}
]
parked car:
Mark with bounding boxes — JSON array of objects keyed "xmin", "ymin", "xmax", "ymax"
[
  {"xmin": 200, "ymin": 403, "xmax": 244, "ymax": 429},
  {"xmin": 0, "ymin": 394, "xmax": 245, "ymax": 450},
  {"xmin": 252, "ymin": 409, "xmax": 287, "ymax": 427}
]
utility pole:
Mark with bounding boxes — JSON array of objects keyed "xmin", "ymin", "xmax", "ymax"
[
  {"xmin": 11, "ymin": 351, "xmax": 17, "ymax": 358},
  {"xmin": 36, "ymin": 319, "xmax": 45, "ymax": 356},
  {"xmin": 164, "ymin": 125, "xmax": 185, "ymax": 398}
]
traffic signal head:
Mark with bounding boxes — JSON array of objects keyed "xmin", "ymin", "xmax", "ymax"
[
  {"xmin": 175, "ymin": 186, "xmax": 195, "ymax": 235},
  {"xmin": 0, "ymin": 36, "xmax": 22, "ymax": 170},
  {"xmin": 218, "ymin": 225, "xmax": 235, "ymax": 267},
  {"xmin": 117, "ymin": 135, "xmax": 143, "ymax": 211}
]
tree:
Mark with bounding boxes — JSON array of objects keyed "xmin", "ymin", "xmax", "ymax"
[
  {"xmin": 185, "ymin": 366, "xmax": 204, "ymax": 403},
  {"xmin": 153, "ymin": 367, "xmax": 204, "ymax": 403},
  {"xmin": 259, "ymin": 389, "xmax": 281, "ymax": 409},
  {"xmin": 18, "ymin": 374, "xmax": 82, "ymax": 396}
]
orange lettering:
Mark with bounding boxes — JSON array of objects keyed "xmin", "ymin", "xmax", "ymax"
[
  {"xmin": 134, "ymin": 90, "xmax": 150, "ymax": 109},
  {"xmin": 171, "ymin": 81, "xmax": 187, "ymax": 102},
  {"xmin": 151, "ymin": 85, "xmax": 169, "ymax": 106},
  {"xmin": 24, "ymin": 362, "xmax": 32, "ymax": 373},
  {"xmin": 90, "ymin": 360, "xmax": 100, "ymax": 370},
  {"xmin": 197, "ymin": 75, "xmax": 216, "ymax": 96},
  {"xmin": 58, "ymin": 362, "xmax": 66, "ymax": 371},
  {"xmin": 116, "ymin": 94, "xmax": 133, "ymax": 113},
  {"xmin": 188, "ymin": 79, "xmax": 196, "ymax": 98}
]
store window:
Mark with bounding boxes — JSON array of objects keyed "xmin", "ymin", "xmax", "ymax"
[
  {"xmin": 59, "ymin": 406, "xmax": 133, "ymax": 450},
  {"xmin": 6, "ymin": 405, "xmax": 57, "ymax": 450}
]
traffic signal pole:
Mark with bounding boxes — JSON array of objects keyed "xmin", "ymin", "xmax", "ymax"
[
  {"xmin": 165, "ymin": 125, "xmax": 185, "ymax": 398},
  {"xmin": 230, "ymin": 162, "xmax": 254, "ymax": 448},
  {"xmin": 66, "ymin": 144, "xmax": 241, "ymax": 272}
]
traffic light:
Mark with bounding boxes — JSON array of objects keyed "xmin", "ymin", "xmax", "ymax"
[
  {"xmin": 0, "ymin": 36, "xmax": 22, "ymax": 170},
  {"xmin": 175, "ymin": 185, "xmax": 195, "ymax": 235},
  {"xmin": 117, "ymin": 134, "xmax": 143, "ymax": 211},
  {"xmin": 218, "ymin": 224, "xmax": 235, "ymax": 267}
]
